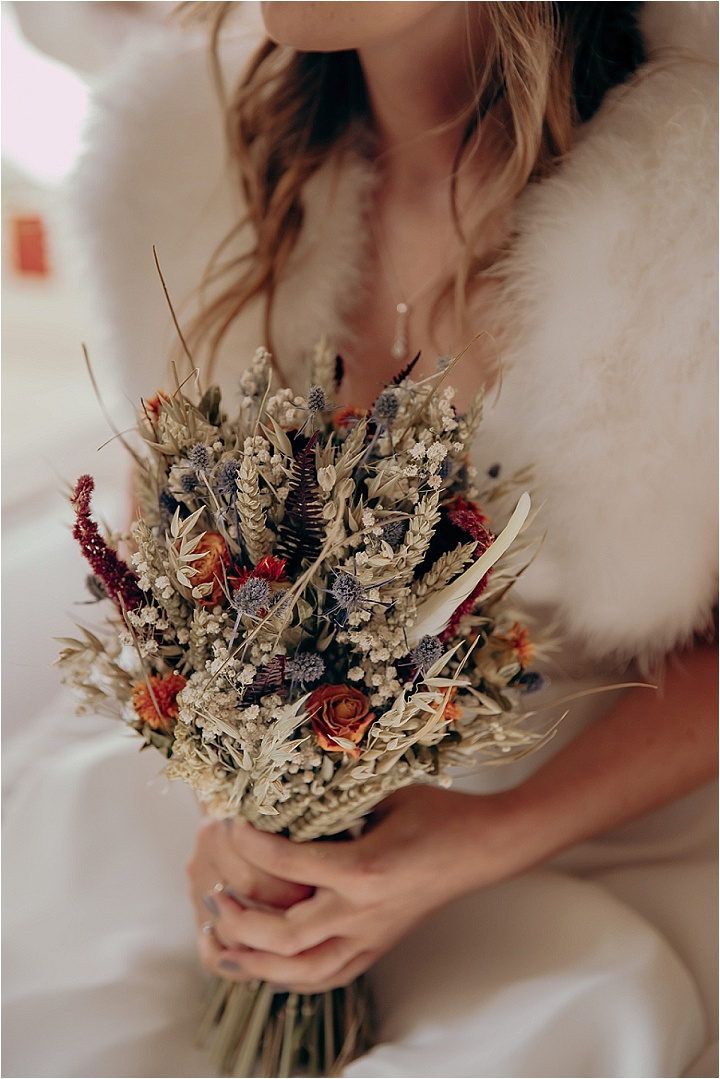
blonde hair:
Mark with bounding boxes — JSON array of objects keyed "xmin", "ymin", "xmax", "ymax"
[{"xmin": 177, "ymin": 2, "xmax": 645, "ymax": 381}]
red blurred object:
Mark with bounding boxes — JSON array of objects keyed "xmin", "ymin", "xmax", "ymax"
[{"xmin": 10, "ymin": 214, "xmax": 50, "ymax": 276}]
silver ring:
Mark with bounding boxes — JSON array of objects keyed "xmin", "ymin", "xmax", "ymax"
[{"xmin": 212, "ymin": 880, "xmax": 226, "ymax": 895}]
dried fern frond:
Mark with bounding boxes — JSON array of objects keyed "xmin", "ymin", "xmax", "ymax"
[{"xmin": 276, "ymin": 435, "xmax": 325, "ymax": 572}]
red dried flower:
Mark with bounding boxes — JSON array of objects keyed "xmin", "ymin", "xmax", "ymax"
[
  {"xmin": 230, "ymin": 555, "xmax": 288, "ymax": 589},
  {"xmin": 70, "ymin": 475, "xmax": 144, "ymax": 614},
  {"xmin": 131, "ymin": 672, "xmax": 187, "ymax": 732}
]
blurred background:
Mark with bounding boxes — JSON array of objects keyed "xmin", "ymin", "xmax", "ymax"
[{"xmin": 2, "ymin": 2, "xmax": 174, "ymax": 750}]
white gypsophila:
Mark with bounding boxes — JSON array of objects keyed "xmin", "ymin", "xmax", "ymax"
[
  {"xmin": 238, "ymin": 347, "xmax": 271, "ymax": 399},
  {"xmin": 426, "ymin": 442, "xmax": 448, "ymax": 465},
  {"xmin": 238, "ymin": 664, "xmax": 257, "ymax": 686}
]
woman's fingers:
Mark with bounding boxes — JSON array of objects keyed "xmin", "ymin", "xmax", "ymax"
[
  {"xmin": 197, "ymin": 923, "xmax": 253, "ymax": 980},
  {"xmin": 215, "ymin": 935, "xmax": 360, "ymax": 990},
  {"xmin": 210, "ymin": 861, "xmax": 311, "ymax": 912},
  {"xmin": 225, "ymin": 819, "xmax": 357, "ymax": 888},
  {"xmin": 212, "ymin": 890, "xmax": 338, "ymax": 956},
  {"xmin": 188, "ymin": 819, "xmax": 312, "ymax": 917},
  {"xmin": 199, "ymin": 922, "xmax": 375, "ymax": 993},
  {"xmin": 285, "ymin": 949, "xmax": 379, "ymax": 994}
]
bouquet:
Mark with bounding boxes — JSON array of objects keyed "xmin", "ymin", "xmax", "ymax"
[{"xmin": 58, "ymin": 340, "xmax": 559, "ymax": 1076}]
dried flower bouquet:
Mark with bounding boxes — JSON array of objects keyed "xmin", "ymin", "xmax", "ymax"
[{"xmin": 59, "ymin": 341, "xmax": 559, "ymax": 1076}]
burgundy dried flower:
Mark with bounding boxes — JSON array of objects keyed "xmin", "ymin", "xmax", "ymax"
[
  {"xmin": 70, "ymin": 475, "xmax": 144, "ymax": 614},
  {"xmin": 447, "ymin": 497, "xmax": 491, "ymax": 543},
  {"xmin": 438, "ymin": 497, "xmax": 495, "ymax": 642}
]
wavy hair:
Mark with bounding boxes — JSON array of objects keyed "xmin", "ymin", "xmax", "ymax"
[{"xmin": 176, "ymin": 2, "xmax": 645, "ymax": 380}]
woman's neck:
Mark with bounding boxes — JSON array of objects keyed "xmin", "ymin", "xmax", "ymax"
[{"xmin": 357, "ymin": 2, "xmax": 490, "ymax": 201}]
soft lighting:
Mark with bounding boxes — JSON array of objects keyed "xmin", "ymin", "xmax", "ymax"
[{"xmin": 1, "ymin": 6, "xmax": 89, "ymax": 186}]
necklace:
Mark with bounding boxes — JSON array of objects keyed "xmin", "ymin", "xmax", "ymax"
[{"xmin": 369, "ymin": 214, "xmax": 456, "ymax": 362}]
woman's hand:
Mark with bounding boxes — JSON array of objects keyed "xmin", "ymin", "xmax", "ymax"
[
  {"xmin": 187, "ymin": 785, "xmax": 518, "ymax": 993},
  {"xmin": 187, "ymin": 643, "xmax": 717, "ymax": 992}
]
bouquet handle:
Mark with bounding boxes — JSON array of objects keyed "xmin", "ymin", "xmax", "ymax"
[{"xmin": 199, "ymin": 976, "xmax": 373, "ymax": 1077}]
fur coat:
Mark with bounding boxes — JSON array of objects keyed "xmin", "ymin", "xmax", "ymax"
[{"xmin": 68, "ymin": 1, "xmax": 718, "ymax": 676}]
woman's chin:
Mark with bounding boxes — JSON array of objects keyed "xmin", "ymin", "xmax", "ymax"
[{"xmin": 260, "ymin": 1, "xmax": 440, "ymax": 53}]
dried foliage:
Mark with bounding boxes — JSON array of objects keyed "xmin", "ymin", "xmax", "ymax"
[
  {"xmin": 275, "ymin": 434, "xmax": 325, "ymax": 572},
  {"xmin": 60, "ymin": 343, "xmax": 571, "ymax": 1078}
]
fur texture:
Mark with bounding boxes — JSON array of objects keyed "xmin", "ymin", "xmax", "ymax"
[{"xmin": 68, "ymin": 2, "xmax": 718, "ymax": 674}]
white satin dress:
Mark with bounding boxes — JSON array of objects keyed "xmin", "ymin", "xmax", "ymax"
[{"xmin": 3, "ymin": 550, "xmax": 716, "ymax": 1079}]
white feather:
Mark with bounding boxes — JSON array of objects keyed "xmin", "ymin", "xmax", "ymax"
[{"xmin": 408, "ymin": 493, "xmax": 532, "ymax": 646}]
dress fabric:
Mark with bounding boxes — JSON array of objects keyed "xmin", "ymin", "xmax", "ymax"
[
  {"xmin": 2, "ymin": 566, "xmax": 716, "ymax": 1079},
  {"xmin": 3, "ymin": 3, "xmax": 718, "ymax": 1077}
]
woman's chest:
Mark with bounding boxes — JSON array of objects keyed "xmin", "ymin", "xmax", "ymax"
[{"xmin": 335, "ymin": 261, "xmax": 506, "ymax": 412}]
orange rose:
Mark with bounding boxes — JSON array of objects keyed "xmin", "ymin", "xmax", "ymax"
[
  {"xmin": 188, "ymin": 532, "xmax": 230, "ymax": 606},
  {"xmin": 306, "ymin": 684, "xmax": 375, "ymax": 757},
  {"xmin": 131, "ymin": 672, "xmax": 186, "ymax": 732}
]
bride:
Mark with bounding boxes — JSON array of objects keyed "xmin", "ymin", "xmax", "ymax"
[{"xmin": 4, "ymin": 3, "xmax": 717, "ymax": 1077}]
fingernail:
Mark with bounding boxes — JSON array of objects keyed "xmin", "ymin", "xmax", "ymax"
[
  {"xmin": 219, "ymin": 958, "xmax": 241, "ymax": 972},
  {"xmin": 202, "ymin": 895, "xmax": 220, "ymax": 916},
  {"xmin": 223, "ymin": 886, "xmax": 246, "ymax": 906}
]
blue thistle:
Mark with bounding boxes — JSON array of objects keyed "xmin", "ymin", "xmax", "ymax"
[
  {"xmin": 382, "ymin": 520, "xmax": 408, "ymax": 551},
  {"xmin": 231, "ymin": 578, "xmax": 270, "ymax": 617},
  {"xmin": 226, "ymin": 577, "xmax": 272, "ymax": 652},
  {"xmin": 328, "ymin": 571, "xmax": 366, "ymax": 615},
  {"xmin": 307, "ymin": 385, "xmax": 329, "ymax": 414},
  {"xmin": 325, "ymin": 567, "xmax": 395, "ymax": 624},
  {"xmin": 189, "ymin": 442, "xmax": 212, "ymax": 473},
  {"xmin": 285, "ymin": 651, "xmax": 325, "ymax": 686},
  {"xmin": 372, "ymin": 389, "xmax": 399, "ymax": 427},
  {"xmin": 215, "ymin": 459, "xmax": 239, "ymax": 497},
  {"xmin": 409, "ymin": 635, "xmax": 443, "ymax": 672}
]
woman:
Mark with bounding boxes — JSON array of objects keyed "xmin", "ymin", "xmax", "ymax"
[{"xmin": 3, "ymin": 2, "xmax": 717, "ymax": 1077}]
